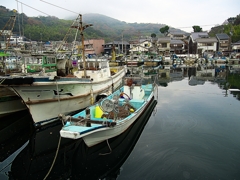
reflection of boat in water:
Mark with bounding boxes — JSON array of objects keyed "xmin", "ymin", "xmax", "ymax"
[
  {"xmin": 8, "ymin": 98, "xmax": 157, "ymax": 179},
  {"xmin": 0, "ymin": 87, "xmax": 27, "ymax": 117},
  {"xmin": 0, "ymin": 110, "xmax": 33, "ymax": 162}
]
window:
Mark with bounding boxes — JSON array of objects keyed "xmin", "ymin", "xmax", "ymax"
[{"xmin": 161, "ymin": 43, "xmax": 167, "ymax": 47}]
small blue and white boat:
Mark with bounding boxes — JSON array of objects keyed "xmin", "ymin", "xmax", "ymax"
[{"xmin": 59, "ymin": 77, "xmax": 157, "ymax": 147}]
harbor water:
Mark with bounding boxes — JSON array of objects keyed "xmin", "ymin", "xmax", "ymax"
[{"xmin": 0, "ymin": 66, "xmax": 240, "ymax": 180}]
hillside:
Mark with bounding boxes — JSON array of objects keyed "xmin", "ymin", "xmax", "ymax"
[
  {"xmin": 1, "ymin": 6, "xmax": 240, "ymax": 43},
  {"xmin": 209, "ymin": 14, "xmax": 240, "ymax": 43},
  {"xmin": 0, "ymin": 6, "xmax": 169, "ymax": 43}
]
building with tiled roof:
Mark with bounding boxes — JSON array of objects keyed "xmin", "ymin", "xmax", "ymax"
[{"xmin": 215, "ymin": 33, "xmax": 230, "ymax": 54}]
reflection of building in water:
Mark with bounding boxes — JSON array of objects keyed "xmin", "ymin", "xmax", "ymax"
[
  {"xmin": 196, "ymin": 66, "xmax": 215, "ymax": 79},
  {"xmin": 188, "ymin": 76, "xmax": 205, "ymax": 86},
  {"xmin": 187, "ymin": 67, "xmax": 196, "ymax": 78},
  {"xmin": 169, "ymin": 67, "xmax": 184, "ymax": 81}
]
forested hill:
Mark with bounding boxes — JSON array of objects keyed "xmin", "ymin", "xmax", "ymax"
[
  {"xmin": 0, "ymin": 6, "xmax": 167, "ymax": 42},
  {"xmin": 0, "ymin": 6, "xmax": 240, "ymax": 43}
]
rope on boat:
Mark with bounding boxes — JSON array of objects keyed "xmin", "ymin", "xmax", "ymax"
[
  {"xmin": 43, "ymin": 135, "xmax": 62, "ymax": 180},
  {"xmin": 99, "ymin": 139, "xmax": 112, "ymax": 156},
  {"xmin": 55, "ymin": 79, "xmax": 64, "ymax": 125}
]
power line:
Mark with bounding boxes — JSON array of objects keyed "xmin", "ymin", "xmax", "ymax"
[
  {"xmin": 40, "ymin": 0, "xmax": 79, "ymax": 15},
  {"xmin": 176, "ymin": 24, "xmax": 220, "ymax": 29},
  {"xmin": 15, "ymin": 0, "xmax": 51, "ymax": 16}
]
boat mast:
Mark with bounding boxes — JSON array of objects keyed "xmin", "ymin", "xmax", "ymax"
[
  {"xmin": 80, "ymin": 15, "xmax": 87, "ymax": 78},
  {"xmin": 71, "ymin": 14, "xmax": 92, "ymax": 78}
]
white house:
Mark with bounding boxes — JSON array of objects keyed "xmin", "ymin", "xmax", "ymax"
[
  {"xmin": 129, "ymin": 39, "xmax": 151, "ymax": 54},
  {"xmin": 195, "ymin": 37, "xmax": 218, "ymax": 55},
  {"xmin": 189, "ymin": 32, "xmax": 217, "ymax": 56}
]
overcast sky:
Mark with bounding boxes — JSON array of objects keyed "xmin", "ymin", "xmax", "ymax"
[{"xmin": 1, "ymin": 0, "xmax": 239, "ymax": 32}]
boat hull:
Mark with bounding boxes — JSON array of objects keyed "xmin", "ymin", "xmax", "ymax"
[
  {"xmin": 1, "ymin": 67, "xmax": 126, "ymax": 124},
  {"xmin": 82, "ymin": 96, "xmax": 155, "ymax": 147},
  {"xmin": 60, "ymin": 86, "xmax": 154, "ymax": 147}
]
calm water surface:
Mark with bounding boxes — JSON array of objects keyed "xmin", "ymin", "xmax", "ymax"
[
  {"xmin": 119, "ymin": 77, "xmax": 240, "ymax": 180},
  {"xmin": 1, "ymin": 71, "xmax": 240, "ymax": 180}
]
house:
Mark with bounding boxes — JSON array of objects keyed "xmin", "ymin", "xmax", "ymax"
[
  {"xmin": 83, "ymin": 39, "xmax": 105, "ymax": 55},
  {"xmin": 129, "ymin": 39, "xmax": 151, "ymax": 55},
  {"xmin": 165, "ymin": 31, "xmax": 190, "ymax": 55},
  {"xmin": 195, "ymin": 37, "xmax": 218, "ymax": 56},
  {"xmin": 189, "ymin": 32, "xmax": 217, "ymax": 57},
  {"xmin": 231, "ymin": 40, "xmax": 240, "ymax": 59},
  {"xmin": 215, "ymin": 33, "xmax": 230, "ymax": 56},
  {"xmin": 157, "ymin": 37, "xmax": 170, "ymax": 56},
  {"xmin": 103, "ymin": 41, "xmax": 130, "ymax": 55},
  {"xmin": 167, "ymin": 31, "xmax": 188, "ymax": 40},
  {"xmin": 232, "ymin": 40, "xmax": 240, "ymax": 53},
  {"xmin": 170, "ymin": 39, "xmax": 185, "ymax": 54}
]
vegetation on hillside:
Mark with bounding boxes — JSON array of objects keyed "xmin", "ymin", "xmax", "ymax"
[
  {"xmin": 1, "ymin": 6, "xmax": 240, "ymax": 43},
  {"xmin": 0, "ymin": 6, "xmax": 168, "ymax": 43},
  {"xmin": 209, "ymin": 14, "xmax": 240, "ymax": 43}
]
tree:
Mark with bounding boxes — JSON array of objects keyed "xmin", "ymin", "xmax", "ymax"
[
  {"xmin": 151, "ymin": 33, "xmax": 156, "ymax": 38},
  {"xmin": 159, "ymin": 26, "xmax": 169, "ymax": 36},
  {"xmin": 192, "ymin": 25, "xmax": 202, "ymax": 32}
]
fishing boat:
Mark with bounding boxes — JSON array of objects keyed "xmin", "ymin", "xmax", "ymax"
[
  {"xmin": 0, "ymin": 14, "xmax": 127, "ymax": 125},
  {"xmin": 59, "ymin": 76, "xmax": 157, "ymax": 147},
  {"xmin": 8, "ymin": 97, "xmax": 157, "ymax": 179}
]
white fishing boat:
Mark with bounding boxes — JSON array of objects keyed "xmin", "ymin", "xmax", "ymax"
[
  {"xmin": 0, "ymin": 14, "xmax": 127, "ymax": 125},
  {"xmin": 59, "ymin": 76, "xmax": 157, "ymax": 147}
]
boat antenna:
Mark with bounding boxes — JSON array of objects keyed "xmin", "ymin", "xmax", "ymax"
[{"xmin": 71, "ymin": 14, "xmax": 93, "ymax": 78}]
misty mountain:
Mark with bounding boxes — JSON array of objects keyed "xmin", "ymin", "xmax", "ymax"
[
  {"xmin": 0, "ymin": 6, "xmax": 170, "ymax": 42},
  {"xmin": 2, "ymin": 6, "xmax": 239, "ymax": 43}
]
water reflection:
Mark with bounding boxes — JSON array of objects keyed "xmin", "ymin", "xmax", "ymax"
[
  {"xmin": 148, "ymin": 64, "xmax": 240, "ymax": 100},
  {"xmin": 0, "ymin": 110, "xmax": 33, "ymax": 162},
  {"xmin": 1, "ymin": 64, "xmax": 240, "ymax": 179},
  {"xmin": 120, "ymin": 65, "xmax": 240, "ymax": 180},
  {"xmin": 0, "ymin": 99, "xmax": 157, "ymax": 179}
]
